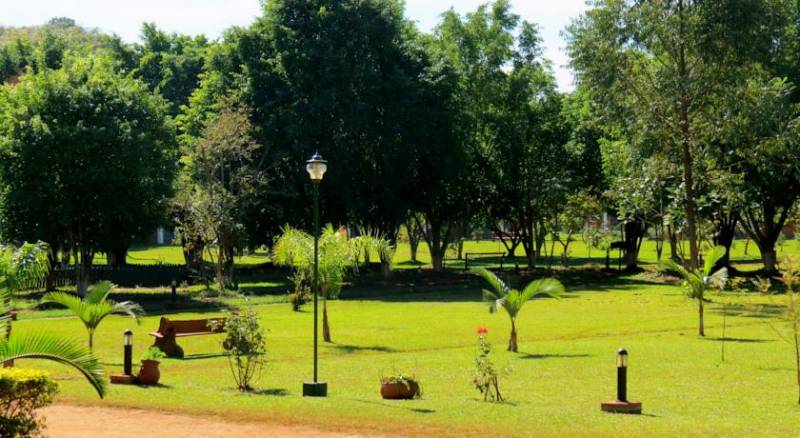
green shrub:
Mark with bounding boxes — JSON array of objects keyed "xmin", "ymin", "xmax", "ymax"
[
  {"xmin": 216, "ymin": 309, "xmax": 266, "ymax": 391},
  {"xmin": 0, "ymin": 368, "xmax": 58, "ymax": 437}
]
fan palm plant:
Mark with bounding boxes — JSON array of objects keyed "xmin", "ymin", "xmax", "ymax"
[
  {"xmin": 662, "ymin": 245, "xmax": 728, "ymax": 336},
  {"xmin": 273, "ymin": 224, "xmax": 384, "ymax": 342},
  {"xmin": 0, "ymin": 287, "xmax": 106, "ymax": 397},
  {"xmin": 473, "ymin": 268, "xmax": 565, "ymax": 352},
  {"xmin": 41, "ymin": 281, "xmax": 143, "ymax": 350},
  {"xmin": 1, "ymin": 242, "xmax": 50, "ymax": 359}
]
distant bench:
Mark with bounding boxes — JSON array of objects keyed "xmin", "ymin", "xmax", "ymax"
[{"xmin": 149, "ymin": 316, "xmax": 226, "ymax": 358}]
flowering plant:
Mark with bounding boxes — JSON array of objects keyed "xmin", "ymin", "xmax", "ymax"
[{"xmin": 472, "ymin": 327, "xmax": 503, "ymax": 401}]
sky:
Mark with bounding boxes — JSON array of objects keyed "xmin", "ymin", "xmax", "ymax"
[{"xmin": 0, "ymin": 0, "xmax": 588, "ymax": 90}]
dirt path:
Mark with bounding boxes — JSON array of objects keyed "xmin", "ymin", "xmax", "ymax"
[{"xmin": 41, "ymin": 405, "xmax": 365, "ymax": 438}]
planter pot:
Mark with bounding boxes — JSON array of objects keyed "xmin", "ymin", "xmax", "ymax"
[
  {"xmin": 380, "ymin": 381, "xmax": 419, "ymax": 400},
  {"xmin": 137, "ymin": 360, "xmax": 161, "ymax": 385}
]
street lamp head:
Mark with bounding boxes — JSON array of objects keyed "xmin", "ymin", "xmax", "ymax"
[
  {"xmin": 617, "ymin": 348, "xmax": 628, "ymax": 368},
  {"xmin": 306, "ymin": 152, "xmax": 328, "ymax": 182},
  {"xmin": 124, "ymin": 329, "xmax": 133, "ymax": 346}
]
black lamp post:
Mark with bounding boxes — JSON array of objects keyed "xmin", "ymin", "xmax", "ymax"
[
  {"xmin": 303, "ymin": 152, "xmax": 328, "ymax": 398},
  {"xmin": 601, "ymin": 347, "xmax": 641, "ymax": 414},
  {"xmin": 616, "ymin": 348, "xmax": 628, "ymax": 402},
  {"xmin": 123, "ymin": 329, "xmax": 133, "ymax": 376},
  {"xmin": 170, "ymin": 280, "xmax": 178, "ymax": 304}
]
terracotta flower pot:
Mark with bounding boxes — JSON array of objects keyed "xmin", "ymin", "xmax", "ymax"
[
  {"xmin": 380, "ymin": 381, "xmax": 419, "ymax": 400},
  {"xmin": 137, "ymin": 360, "xmax": 161, "ymax": 385}
]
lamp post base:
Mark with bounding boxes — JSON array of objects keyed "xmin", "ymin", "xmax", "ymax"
[
  {"xmin": 110, "ymin": 373, "xmax": 136, "ymax": 385},
  {"xmin": 303, "ymin": 381, "xmax": 328, "ymax": 397},
  {"xmin": 601, "ymin": 400, "xmax": 642, "ymax": 414}
]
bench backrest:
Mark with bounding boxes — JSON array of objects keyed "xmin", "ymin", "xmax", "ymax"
[{"xmin": 157, "ymin": 317, "xmax": 225, "ymax": 334}]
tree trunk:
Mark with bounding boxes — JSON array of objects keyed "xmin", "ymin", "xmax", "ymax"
[
  {"xmin": 654, "ymin": 222, "xmax": 664, "ymax": 261},
  {"xmin": 45, "ymin": 243, "xmax": 61, "ymax": 291},
  {"xmin": 107, "ymin": 246, "xmax": 128, "ymax": 268},
  {"xmin": 794, "ymin": 331, "xmax": 799, "ymax": 405},
  {"xmin": 422, "ymin": 220, "xmax": 448, "ymax": 273},
  {"xmin": 668, "ymin": 225, "xmax": 679, "ymax": 261},
  {"xmin": 623, "ymin": 220, "xmax": 646, "ymax": 271},
  {"xmin": 676, "ymin": 1, "xmax": 700, "ymax": 270},
  {"xmin": 76, "ymin": 249, "xmax": 94, "ymax": 296},
  {"xmin": 409, "ymin": 240, "xmax": 419, "ymax": 263},
  {"xmin": 322, "ymin": 296, "xmax": 331, "ymax": 343},
  {"xmin": 713, "ymin": 211, "xmax": 738, "ymax": 268},
  {"xmin": 508, "ymin": 318, "xmax": 518, "ymax": 352},
  {"xmin": 698, "ymin": 297, "xmax": 705, "ymax": 337},
  {"xmin": 89, "ymin": 330, "xmax": 94, "ymax": 351},
  {"xmin": 761, "ymin": 245, "xmax": 778, "ymax": 275},
  {"xmin": 224, "ymin": 244, "xmax": 236, "ymax": 290}
]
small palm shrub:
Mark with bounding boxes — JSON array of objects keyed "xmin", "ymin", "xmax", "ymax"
[
  {"xmin": 41, "ymin": 281, "xmax": 143, "ymax": 350},
  {"xmin": 662, "ymin": 246, "xmax": 728, "ymax": 336},
  {"xmin": 0, "ymin": 368, "xmax": 58, "ymax": 437},
  {"xmin": 216, "ymin": 309, "xmax": 266, "ymax": 391},
  {"xmin": 472, "ymin": 269, "xmax": 564, "ymax": 352}
]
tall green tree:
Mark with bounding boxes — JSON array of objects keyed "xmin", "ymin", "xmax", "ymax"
[
  {"xmin": 178, "ymin": 98, "xmax": 264, "ymax": 291},
  {"xmin": 182, "ymin": 0, "xmax": 432, "ymax": 247},
  {"xmin": 714, "ymin": 74, "xmax": 800, "ymax": 273},
  {"xmin": 567, "ymin": 0, "xmax": 784, "ymax": 269},
  {"xmin": 0, "ymin": 55, "xmax": 176, "ymax": 293}
]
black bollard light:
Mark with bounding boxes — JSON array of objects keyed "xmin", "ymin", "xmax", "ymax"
[
  {"xmin": 170, "ymin": 280, "xmax": 178, "ymax": 303},
  {"xmin": 617, "ymin": 348, "xmax": 628, "ymax": 402},
  {"xmin": 123, "ymin": 329, "xmax": 133, "ymax": 376},
  {"xmin": 601, "ymin": 347, "xmax": 642, "ymax": 414}
]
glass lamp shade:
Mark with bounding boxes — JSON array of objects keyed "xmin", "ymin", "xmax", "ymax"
[
  {"xmin": 616, "ymin": 348, "xmax": 628, "ymax": 367},
  {"xmin": 124, "ymin": 329, "xmax": 133, "ymax": 346},
  {"xmin": 306, "ymin": 152, "xmax": 328, "ymax": 181}
]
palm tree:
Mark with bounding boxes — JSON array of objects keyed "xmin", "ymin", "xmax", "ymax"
[
  {"xmin": 662, "ymin": 245, "xmax": 728, "ymax": 336},
  {"xmin": 1, "ymin": 242, "xmax": 51, "ymax": 365},
  {"xmin": 273, "ymin": 225, "xmax": 386, "ymax": 342},
  {"xmin": 41, "ymin": 281, "xmax": 143, "ymax": 350},
  {"xmin": 473, "ymin": 268, "xmax": 565, "ymax": 352},
  {"xmin": 0, "ymin": 288, "xmax": 106, "ymax": 398}
]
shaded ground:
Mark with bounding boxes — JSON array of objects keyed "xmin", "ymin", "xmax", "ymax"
[{"xmin": 41, "ymin": 405, "xmax": 368, "ymax": 438}]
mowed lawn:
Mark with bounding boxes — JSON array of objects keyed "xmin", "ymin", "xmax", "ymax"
[
  {"xmin": 110, "ymin": 237, "xmax": 799, "ymax": 272},
  {"xmin": 13, "ymin": 273, "xmax": 800, "ymax": 437}
]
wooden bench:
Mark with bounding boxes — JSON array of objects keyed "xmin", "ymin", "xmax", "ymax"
[{"xmin": 149, "ymin": 316, "xmax": 226, "ymax": 358}]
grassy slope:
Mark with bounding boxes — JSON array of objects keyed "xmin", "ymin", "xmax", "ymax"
[{"xmin": 14, "ymin": 273, "xmax": 800, "ymax": 437}]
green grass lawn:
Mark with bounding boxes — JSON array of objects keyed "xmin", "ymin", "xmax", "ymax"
[
  {"xmin": 12, "ymin": 271, "xmax": 800, "ymax": 437},
  {"xmin": 112, "ymin": 237, "xmax": 799, "ymax": 273}
]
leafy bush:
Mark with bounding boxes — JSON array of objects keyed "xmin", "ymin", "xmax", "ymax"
[
  {"xmin": 216, "ymin": 309, "xmax": 266, "ymax": 391},
  {"xmin": 141, "ymin": 346, "xmax": 166, "ymax": 361},
  {"xmin": 0, "ymin": 368, "xmax": 58, "ymax": 437}
]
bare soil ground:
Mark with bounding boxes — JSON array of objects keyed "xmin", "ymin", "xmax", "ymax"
[{"xmin": 41, "ymin": 405, "xmax": 365, "ymax": 438}]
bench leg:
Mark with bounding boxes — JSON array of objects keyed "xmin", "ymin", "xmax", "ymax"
[{"xmin": 153, "ymin": 336, "xmax": 184, "ymax": 359}]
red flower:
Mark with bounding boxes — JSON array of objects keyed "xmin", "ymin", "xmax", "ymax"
[{"xmin": 476, "ymin": 327, "xmax": 488, "ymax": 335}]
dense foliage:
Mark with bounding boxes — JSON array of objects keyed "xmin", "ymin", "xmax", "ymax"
[
  {"xmin": 0, "ymin": 55, "xmax": 175, "ymax": 292},
  {"xmin": 0, "ymin": 0, "xmax": 798, "ymax": 277},
  {"xmin": 0, "ymin": 368, "xmax": 58, "ymax": 437}
]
